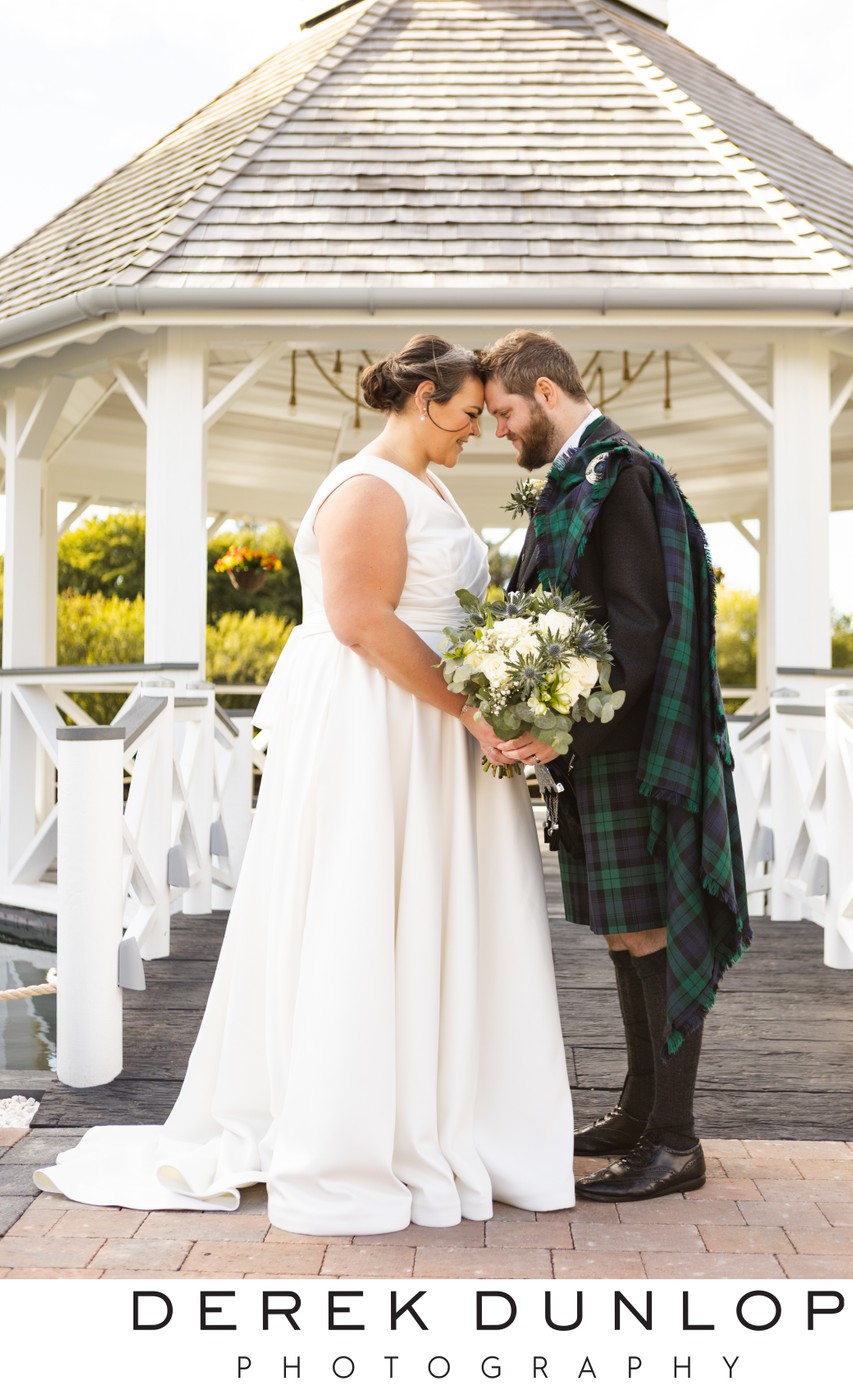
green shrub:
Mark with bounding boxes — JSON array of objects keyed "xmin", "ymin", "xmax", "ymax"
[
  {"xmin": 57, "ymin": 591, "xmax": 145, "ymax": 666},
  {"xmin": 54, "ymin": 511, "xmax": 303, "ymax": 626},
  {"xmin": 52, "ymin": 594, "xmax": 292, "ymax": 720},
  {"xmin": 56, "ymin": 591, "xmax": 145, "ymax": 722},
  {"xmin": 206, "ymin": 610, "xmax": 292, "ymax": 707}
]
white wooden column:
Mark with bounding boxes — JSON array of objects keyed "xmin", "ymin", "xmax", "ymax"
[
  {"xmin": 3, "ymin": 383, "xmax": 70, "ymax": 667},
  {"xmin": 1, "ymin": 383, "xmax": 71, "ymax": 886},
  {"xmin": 767, "ymin": 337, "xmax": 832, "ymax": 682},
  {"xmin": 756, "ymin": 500, "xmax": 769, "ymax": 699},
  {"xmin": 144, "ymin": 330, "xmax": 208, "ymax": 673},
  {"xmin": 42, "ymin": 472, "xmax": 60, "ymax": 666}
]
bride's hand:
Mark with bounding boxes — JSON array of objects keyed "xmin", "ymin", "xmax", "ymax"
[
  {"xmin": 497, "ymin": 732, "xmax": 558, "ymax": 766},
  {"xmin": 458, "ymin": 705, "xmax": 513, "ymax": 766}
]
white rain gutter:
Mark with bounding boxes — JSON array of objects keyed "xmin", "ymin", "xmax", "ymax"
[{"xmin": 1, "ymin": 283, "xmax": 853, "ymax": 358}]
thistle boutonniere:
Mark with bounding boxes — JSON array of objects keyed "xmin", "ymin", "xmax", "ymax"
[{"xmin": 502, "ymin": 476, "xmax": 547, "ymax": 520}]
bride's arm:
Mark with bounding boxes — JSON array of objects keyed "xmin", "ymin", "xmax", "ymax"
[{"xmin": 315, "ymin": 475, "xmax": 511, "ymax": 765}]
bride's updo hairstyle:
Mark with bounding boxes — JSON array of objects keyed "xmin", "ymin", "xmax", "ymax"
[{"xmin": 361, "ymin": 335, "xmax": 481, "ymax": 414}]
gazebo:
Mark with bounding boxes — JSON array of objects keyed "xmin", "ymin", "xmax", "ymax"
[{"xmin": 1, "ymin": 0, "xmax": 852, "ymax": 996}]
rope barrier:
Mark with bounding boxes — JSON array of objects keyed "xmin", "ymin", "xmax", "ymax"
[{"xmin": 0, "ymin": 969, "xmax": 57, "ymax": 1002}]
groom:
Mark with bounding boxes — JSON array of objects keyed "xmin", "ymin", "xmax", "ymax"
[{"xmin": 479, "ymin": 330, "xmax": 751, "ymax": 1201}]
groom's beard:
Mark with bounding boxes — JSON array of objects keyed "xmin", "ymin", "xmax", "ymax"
[{"xmin": 513, "ymin": 400, "xmax": 563, "ymax": 473}]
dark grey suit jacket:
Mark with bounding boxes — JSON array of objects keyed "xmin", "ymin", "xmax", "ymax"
[{"xmin": 510, "ymin": 416, "xmax": 670, "ymax": 760}]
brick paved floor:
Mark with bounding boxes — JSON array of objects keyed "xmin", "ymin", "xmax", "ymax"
[
  {"xmin": 3, "ymin": 832, "xmax": 851, "ymax": 1278},
  {"xmin": 2, "ymin": 1129, "xmax": 851, "ymax": 1278}
]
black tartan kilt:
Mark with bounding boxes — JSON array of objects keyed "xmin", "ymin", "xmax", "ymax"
[{"xmin": 557, "ymin": 748, "xmax": 668, "ymax": 935}]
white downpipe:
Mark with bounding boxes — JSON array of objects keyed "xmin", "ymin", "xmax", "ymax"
[{"xmin": 56, "ymin": 727, "xmax": 125, "ymax": 1087}]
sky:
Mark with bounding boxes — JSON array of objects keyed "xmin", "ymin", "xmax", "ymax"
[{"xmin": 1, "ymin": 0, "xmax": 852, "ymax": 604}]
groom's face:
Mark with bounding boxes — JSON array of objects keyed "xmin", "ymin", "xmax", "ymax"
[{"xmin": 485, "ymin": 378, "xmax": 562, "ymax": 473}]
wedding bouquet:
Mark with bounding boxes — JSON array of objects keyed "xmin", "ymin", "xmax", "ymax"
[{"xmin": 441, "ymin": 586, "xmax": 625, "ymax": 773}]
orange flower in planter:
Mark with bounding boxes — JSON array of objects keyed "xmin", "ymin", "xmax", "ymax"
[{"xmin": 215, "ymin": 544, "xmax": 283, "ymax": 591}]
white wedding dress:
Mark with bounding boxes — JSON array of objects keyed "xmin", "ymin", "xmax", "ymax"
[{"xmin": 35, "ymin": 455, "xmax": 574, "ymax": 1233}]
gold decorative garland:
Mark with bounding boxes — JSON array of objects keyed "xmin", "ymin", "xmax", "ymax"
[{"xmin": 284, "ymin": 348, "xmax": 675, "ymax": 425}]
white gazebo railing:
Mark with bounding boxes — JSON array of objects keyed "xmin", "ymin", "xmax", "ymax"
[
  {"xmin": 825, "ymin": 687, "xmax": 853, "ymax": 967},
  {"xmin": 4, "ymin": 660, "xmax": 851, "ymax": 1086},
  {"xmin": 0, "ymin": 663, "xmax": 193, "ymax": 913},
  {"xmin": 729, "ymin": 709, "xmax": 772, "ymax": 918},
  {"xmin": 0, "ymin": 665, "xmax": 261, "ymax": 1085},
  {"xmin": 734, "ymin": 669, "xmax": 853, "ymax": 970}
]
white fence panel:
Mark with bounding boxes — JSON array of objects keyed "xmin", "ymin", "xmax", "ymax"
[
  {"xmin": 769, "ymin": 697, "xmax": 829, "ymax": 926},
  {"xmin": 730, "ymin": 711, "xmax": 772, "ymax": 916},
  {"xmin": 825, "ymin": 688, "xmax": 853, "ymax": 968}
]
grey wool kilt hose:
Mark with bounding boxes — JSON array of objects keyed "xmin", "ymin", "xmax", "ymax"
[{"xmin": 557, "ymin": 748, "xmax": 668, "ymax": 935}]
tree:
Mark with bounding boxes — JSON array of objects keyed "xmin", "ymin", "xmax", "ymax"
[
  {"xmin": 832, "ymin": 612, "xmax": 853, "ymax": 668},
  {"xmin": 58, "ymin": 511, "xmax": 146, "ymax": 599},
  {"xmin": 715, "ymin": 588, "xmax": 758, "ymax": 690}
]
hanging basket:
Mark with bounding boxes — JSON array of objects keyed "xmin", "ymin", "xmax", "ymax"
[{"xmin": 228, "ymin": 569, "xmax": 268, "ymax": 593}]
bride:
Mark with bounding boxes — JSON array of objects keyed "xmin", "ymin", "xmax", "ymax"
[{"xmin": 36, "ymin": 335, "xmax": 574, "ymax": 1234}]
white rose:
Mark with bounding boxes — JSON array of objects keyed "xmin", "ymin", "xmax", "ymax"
[
  {"xmin": 479, "ymin": 652, "xmax": 511, "ymax": 686},
  {"xmin": 564, "ymin": 654, "xmax": 600, "ymax": 696},
  {"xmin": 539, "ymin": 610, "xmax": 573, "ymax": 638},
  {"xmin": 579, "ymin": 655, "xmax": 600, "ymax": 693},
  {"xmin": 492, "ymin": 617, "xmax": 533, "ymax": 640},
  {"xmin": 511, "ymin": 633, "xmax": 540, "ymax": 659}
]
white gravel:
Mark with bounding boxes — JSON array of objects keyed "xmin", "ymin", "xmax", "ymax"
[{"xmin": 0, "ymin": 1095, "xmax": 39, "ymax": 1127}]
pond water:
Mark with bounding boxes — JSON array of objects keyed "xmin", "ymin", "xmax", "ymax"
[{"xmin": 0, "ymin": 937, "xmax": 57, "ymax": 1072}]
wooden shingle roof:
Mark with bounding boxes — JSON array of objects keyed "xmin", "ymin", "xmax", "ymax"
[{"xmin": 1, "ymin": 0, "xmax": 851, "ymax": 320}]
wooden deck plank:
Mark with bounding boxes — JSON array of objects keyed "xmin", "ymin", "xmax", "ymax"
[{"xmin": 29, "ymin": 848, "xmax": 853, "ymax": 1140}]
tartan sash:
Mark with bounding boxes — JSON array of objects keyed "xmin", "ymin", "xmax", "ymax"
[{"xmin": 534, "ymin": 416, "xmax": 752, "ymax": 1053}]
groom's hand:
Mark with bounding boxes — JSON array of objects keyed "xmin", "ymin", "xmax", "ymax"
[
  {"xmin": 459, "ymin": 705, "xmax": 513, "ymax": 765},
  {"xmin": 498, "ymin": 733, "xmax": 559, "ymax": 766}
]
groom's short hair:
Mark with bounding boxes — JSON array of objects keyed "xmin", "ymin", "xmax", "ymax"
[{"xmin": 479, "ymin": 330, "xmax": 588, "ymax": 402}]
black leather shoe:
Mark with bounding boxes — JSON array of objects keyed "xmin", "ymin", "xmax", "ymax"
[
  {"xmin": 573, "ymin": 1105, "xmax": 647, "ymax": 1156},
  {"xmin": 575, "ymin": 1134, "xmax": 706, "ymax": 1201}
]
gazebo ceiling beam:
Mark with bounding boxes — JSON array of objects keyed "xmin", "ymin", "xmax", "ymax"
[
  {"xmin": 828, "ymin": 332, "xmax": 853, "ymax": 361},
  {"xmin": 46, "ymin": 381, "xmax": 119, "ymax": 465},
  {"xmin": 728, "ymin": 518, "xmax": 761, "ymax": 552},
  {"xmin": 15, "ymin": 378, "xmax": 76, "ymax": 461},
  {"xmin": 614, "ymin": 410, "xmax": 763, "ymax": 441},
  {"xmin": 211, "ymin": 400, "xmax": 353, "ymax": 433},
  {"xmin": 57, "ymin": 498, "xmax": 94, "ymax": 538},
  {"xmin": 688, "ymin": 342, "xmax": 774, "ymax": 427},
  {"xmin": 56, "ymin": 474, "xmax": 145, "ymax": 505},
  {"xmin": 203, "ymin": 342, "xmax": 289, "ymax": 431},
  {"xmin": 326, "ymin": 410, "xmax": 356, "ymax": 475},
  {"xmin": 112, "ymin": 361, "xmax": 148, "ymax": 425},
  {"xmin": 829, "ymin": 367, "xmax": 853, "ymax": 427}
]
